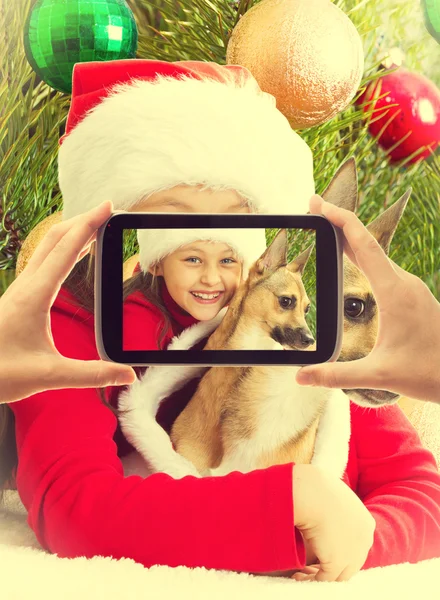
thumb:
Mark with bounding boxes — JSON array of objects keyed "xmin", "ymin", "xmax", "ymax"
[
  {"xmin": 296, "ymin": 358, "xmax": 373, "ymax": 390},
  {"xmin": 52, "ymin": 358, "xmax": 136, "ymax": 389}
]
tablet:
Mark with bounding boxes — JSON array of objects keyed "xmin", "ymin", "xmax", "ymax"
[{"xmin": 95, "ymin": 213, "xmax": 343, "ymax": 366}]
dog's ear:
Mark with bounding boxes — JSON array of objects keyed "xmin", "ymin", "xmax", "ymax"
[
  {"xmin": 287, "ymin": 243, "xmax": 315, "ymax": 275},
  {"xmin": 366, "ymin": 188, "xmax": 411, "ymax": 255},
  {"xmin": 318, "ymin": 157, "xmax": 358, "ymax": 213},
  {"xmin": 256, "ymin": 228, "xmax": 287, "ymax": 274}
]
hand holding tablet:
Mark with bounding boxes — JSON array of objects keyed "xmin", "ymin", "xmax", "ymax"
[
  {"xmin": 0, "ymin": 202, "xmax": 136, "ymax": 405},
  {"xmin": 296, "ymin": 195, "xmax": 440, "ymax": 405},
  {"xmin": 2, "ymin": 195, "xmax": 439, "ymax": 405}
]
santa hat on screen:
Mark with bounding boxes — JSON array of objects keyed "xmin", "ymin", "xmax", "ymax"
[{"xmin": 58, "ymin": 59, "xmax": 315, "ymax": 271}]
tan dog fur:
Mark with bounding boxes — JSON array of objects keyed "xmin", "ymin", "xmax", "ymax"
[
  {"xmin": 170, "ymin": 159, "xmax": 411, "ymax": 474},
  {"xmin": 171, "ymin": 233, "xmax": 320, "ymax": 473}
]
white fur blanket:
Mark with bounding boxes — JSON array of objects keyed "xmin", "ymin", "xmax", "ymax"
[
  {"xmin": 0, "ymin": 490, "xmax": 439, "ymax": 600},
  {"xmin": 1, "ymin": 399, "xmax": 438, "ymax": 599}
]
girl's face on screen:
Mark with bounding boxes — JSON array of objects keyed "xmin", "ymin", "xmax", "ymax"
[{"xmin": 153, "ymin": 240, "xmax": 242, "ymax": 321}]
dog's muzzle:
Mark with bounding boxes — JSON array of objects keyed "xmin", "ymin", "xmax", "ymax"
[{"xmin": 270, "ymin": 326, "xmax": 315, "ymax": 350}]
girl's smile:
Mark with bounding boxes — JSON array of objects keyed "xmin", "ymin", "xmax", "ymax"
[{"xmin": 190, "ymin": 290, "xmax": 225, "ymax": 304}]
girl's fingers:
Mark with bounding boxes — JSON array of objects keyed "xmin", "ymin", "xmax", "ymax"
[
  {"xmin": 294, "ymin": 565, "xmax": 320, "ymax": 576},
  {"xmin": 22, "ymin": 201, "xmax": 112, "ymax": 280},
  {"xmin": 291, "ymin": 572, "xmax": 316, "ymax": 582},
  {"xmin": 291, "ymin": 564, "xmax": 320, "ymax": 582},
  {"xmin": 314, "ymin": 563, "xmax": 344, "ymax": 583},
  {"xmin": 335, "ymin": 564, "xmax": 360, "ymax": 582}
]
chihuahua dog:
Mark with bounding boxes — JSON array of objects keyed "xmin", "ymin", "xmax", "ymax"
[
  {"xmin": 169, "ymin": 231, "xmax": 326, "ymax": 475},
  {"xmin": 119, "ymin": 158, "xmax": 410, "ymax": 480}
]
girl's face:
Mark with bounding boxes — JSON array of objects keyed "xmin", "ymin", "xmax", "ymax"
[{"xmin": 153, "ymin": 241, "xmax": 242, "ymax": 320}]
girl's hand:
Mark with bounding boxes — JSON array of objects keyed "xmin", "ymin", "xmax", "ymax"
[
  {"xmin": 293, "ymin": 464, "xmax": 375, "ymax": 582},
  {"xmin": 0, "ymin": 201, "xmax": 136, "ymax": 404},
  {"xmin": 291, "ymin": 564, "xmax": 320, "ymax": 582},
  {"xmin": 296, "ymin": 194, "xmax": 440, "ymax": 405}
]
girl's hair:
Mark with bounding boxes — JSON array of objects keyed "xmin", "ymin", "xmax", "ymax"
[{"xmin": 0, "ymin": 248, "xmax": 169, "ymax": 502}]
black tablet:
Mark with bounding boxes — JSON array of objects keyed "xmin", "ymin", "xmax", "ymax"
[{"xmin": 95, "ymin": 213, "xmax": 343, "ymax": 366}]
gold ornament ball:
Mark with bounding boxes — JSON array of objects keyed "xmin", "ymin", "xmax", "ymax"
[
  {"xmin": 16, "ymin": 213, "xmax": 139, "ymax": 280},
  {"xmin": 16, "ymin": 212, "xmax": 63, "ymax": 276},
  {"xmin": 226, "ymin": 0, "xmax": 364, "ymax": 129}
]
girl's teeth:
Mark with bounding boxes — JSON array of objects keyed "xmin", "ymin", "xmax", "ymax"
[{"xmin": 192, "ymin": 292, "xmax": 220, "ymax": 299}]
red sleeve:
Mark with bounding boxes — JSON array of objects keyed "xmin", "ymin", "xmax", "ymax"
[
  {"xmin": 10, "ymin": 292, "xmax": 305, "ymax": 573},
  {"xmin": 123, "ymin": 291, "xmax": 169, "ymax": 350},
  {"xmin": 351, "ymin": 403, "xmax": 440, "ymax": 569}
]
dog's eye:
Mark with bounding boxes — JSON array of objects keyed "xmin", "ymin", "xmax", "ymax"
[
  {"xmin": 279, "ymin": 296, "xmax": 293, "ymax": 309},
  {"xmin": 344, "ymin": 298, "xmax": 365, "ymax": 318},
  {"xmin": 305, "ymin": 304, "xmax": 311, "ymax": 314}
]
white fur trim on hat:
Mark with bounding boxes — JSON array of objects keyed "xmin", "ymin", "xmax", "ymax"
[
  {"xmin": 137, "ymin": 226, "xmax": 267, "ymax": 272},
  {"xmin": 59, "ymin": 74, "xmax": 315, "ymax": 221}
]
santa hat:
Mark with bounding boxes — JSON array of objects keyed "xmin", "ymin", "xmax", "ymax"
[
  {"xmin": 136, "ymin": 227, "xmax": 267, "ymax": 273},
  {"xmin": 58, "ymin": 59, "xmax": 315, "ymax": 271}
]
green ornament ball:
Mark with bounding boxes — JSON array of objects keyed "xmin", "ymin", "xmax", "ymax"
[
  {"xmin": 23, "ymin": 0, "xmax": 138, "ymax": 94},
  {"xmin": 422, "ymin": 0, "xmax": 440, "ymax": 44}
]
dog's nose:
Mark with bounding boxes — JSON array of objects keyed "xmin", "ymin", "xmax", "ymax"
[
  {"xmin": 299, "ymin": 330, "xmax": 315, "ymax": 348},
  {"xmin": 271, "ymin": 326, "xmax": 315, "ymax": 349}
]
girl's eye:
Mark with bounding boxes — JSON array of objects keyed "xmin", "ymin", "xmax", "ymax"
[
  {"xmin": 185, "ymin": 257, "xmax": 201, "ymax": 264},
  {"xmin": 221, "ymin": 258, "xmax": 236, "ymax": 264}
]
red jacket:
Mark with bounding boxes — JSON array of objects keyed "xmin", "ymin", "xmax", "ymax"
[{"xmin": 9, "ymin": 283, "xmax": 440, "ymax": 573}]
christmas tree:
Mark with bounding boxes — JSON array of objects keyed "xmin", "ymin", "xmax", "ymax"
[{"xmin": 1, "ymin": 0, "xmax": 439, "ymax": 298}]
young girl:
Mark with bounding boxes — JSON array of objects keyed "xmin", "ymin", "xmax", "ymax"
[
  {"xmin": 2, "ymin": 59, "xmax": 440, "ymax": 581},
  {"xmin": 122, "ymin": 226, "xmax": 263, "ymax": 352}
]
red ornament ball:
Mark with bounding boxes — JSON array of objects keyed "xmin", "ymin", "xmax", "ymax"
[{"xmin": 358, "ymin": 67, "xmax": 440, "ymax": 163}]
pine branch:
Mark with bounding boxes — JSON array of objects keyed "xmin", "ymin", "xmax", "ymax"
[
  {"xmin": 1, "ymin": 0, "xmax": 439, "ymax": 301},
  {"xmin": 0, "ymin": 0, "xmax": 68, "ymax": 270}
]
